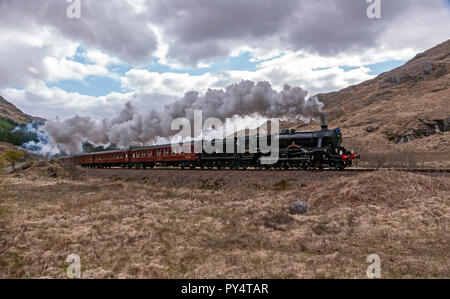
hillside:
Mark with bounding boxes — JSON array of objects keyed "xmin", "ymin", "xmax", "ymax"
[
  {"xmin": 289, "ymin": 39, "xmax": 450, "ymax": 156},
  {"xmin": 0, "ymin": 96, "xmax": 44, "ymax": 125},
  {"xmin": 0, "ymin": 96, "xmax": 44, "ymax": 146}
]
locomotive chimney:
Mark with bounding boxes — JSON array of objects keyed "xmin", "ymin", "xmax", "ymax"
[{"xmin": 319, "ymin": 113, "xmax": 328, "ymax": 130}]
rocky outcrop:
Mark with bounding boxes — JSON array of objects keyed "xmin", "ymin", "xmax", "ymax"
[
  {"xmin": 383, "ymin": 61, "xmax": 447, "ymax": 86},
  {"xmin": 387, "ymin": 118, "xmax": 450, "ymax": 144}
]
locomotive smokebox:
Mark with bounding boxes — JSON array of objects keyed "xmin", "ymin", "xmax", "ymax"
[{"xmin": 321, "ymin": 124, "xmax": 328, "ymax": 130}]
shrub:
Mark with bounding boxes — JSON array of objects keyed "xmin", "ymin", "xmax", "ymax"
[{"xmin": 0, "ymin": 149, "xmax": 24, "ymax": 170}]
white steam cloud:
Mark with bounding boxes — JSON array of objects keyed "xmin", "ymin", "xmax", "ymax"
[
  {"xmin": 13, "ymin": 122, "xmax": 61, "ymax": 157},
  {"xmin": 43, "ymin": 80, "xmax": 326, "ymax": 154}
]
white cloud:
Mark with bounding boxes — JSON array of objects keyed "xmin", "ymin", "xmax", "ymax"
[
  {"xmin": 1, "ymin": 79, "xmax": 179, "ymax": 122},
  {"xmin": 379, "ymin": 1, "xmax": 450, "ymax": 52},
  {"xmin": 85, "ymin": 49, "xmax": 122, "ymax": 68},
  {"xmin": 121, "ymin": 69, "xmax": 217, "ymax": 96},
  {"xmin": 119, "ymin": 45, "xmax": 418, "ymax": 99},
  {"xmin": 0, "ymin": 26, "xmax": 119, "ymax": 88}
]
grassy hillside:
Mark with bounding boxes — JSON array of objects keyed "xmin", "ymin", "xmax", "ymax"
[{"xmin": 0, "ymin": 117, "xmax": 37, "ymax": 146}]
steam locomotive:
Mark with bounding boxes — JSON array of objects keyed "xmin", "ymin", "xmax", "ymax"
[{"xmin": 59, "ymin": 125, "xmax": 359, "ymax": 170}]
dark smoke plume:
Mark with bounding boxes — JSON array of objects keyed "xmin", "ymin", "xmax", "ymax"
[{"xmin": 44, "ymin": 80, "xmax": 326, "ymax": 153}]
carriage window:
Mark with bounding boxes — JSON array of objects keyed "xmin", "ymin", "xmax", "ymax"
[
  {"xmin": 164, "ymin": 148, "xmax": 169, "ymax": 156},
  {"xmin": 157, "ymin": 150, "xmax": 161, "ymax": 157}
]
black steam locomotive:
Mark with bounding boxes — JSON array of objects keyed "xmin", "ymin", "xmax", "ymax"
[{"xmin": 201, "ymin": 124, "xmax": 358, "ymax": 170}]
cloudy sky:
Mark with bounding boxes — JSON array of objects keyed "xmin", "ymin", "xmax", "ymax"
[{"xmin": 1, "ymin": 0, "xmax": 449, "ymax": 120}]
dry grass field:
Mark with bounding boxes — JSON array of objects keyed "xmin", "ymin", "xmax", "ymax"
[{"xmin": 0, "ymin": 164, "xmax": 449, "ymax": 279}]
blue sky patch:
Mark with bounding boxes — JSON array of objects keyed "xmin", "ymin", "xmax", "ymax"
[
  {"xmin": 146, "ymin": 52, "xmax": 282, "ymax": 76},
  {"xmin": 67, "ymin": 46, "xmax": 93, "ymax": 65},
  {"xmin": 312, "ymin": 60, "xmax": 407, "ymax": 76},
  {"xmin": 366, "ymin": 60, "xmax": 407, "ymax": 75},
  {"xmin": 108, "ymin": 64, "xmax": 132, "ymax": 76},
  {"xmin": 47, "ymin": 75, "xmax": 122, "ymax": 97},
  {"xmin": 341, "ymin": 66, "xmax": 361, "ymax": 72}
]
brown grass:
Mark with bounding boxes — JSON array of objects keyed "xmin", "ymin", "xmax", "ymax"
[{"xmin": 0, "ymin": 166, "xmax": 448, "ymax": 278}]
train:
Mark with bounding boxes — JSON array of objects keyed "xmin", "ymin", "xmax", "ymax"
[{"xmin": 58, "ymin": 125, "xmax": 359, "ymax": 170}]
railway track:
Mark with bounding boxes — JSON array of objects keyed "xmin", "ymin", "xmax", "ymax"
[
  {"xmin": 78, "ymin": 166, "xmax": 450, "ymax": 174},
  {"xmin": 344, "ymin": 168, "xmax": 449, "ymax": 173}
]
